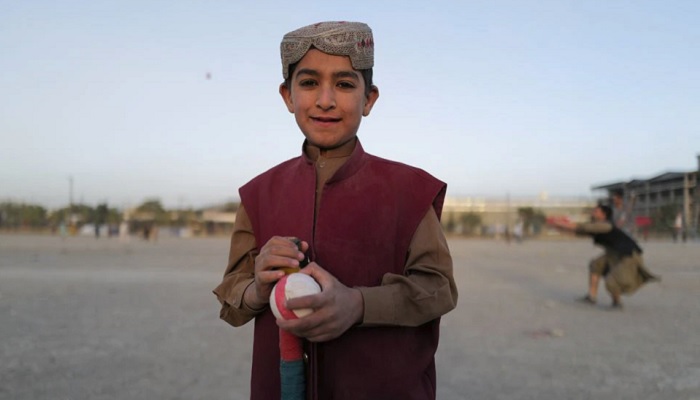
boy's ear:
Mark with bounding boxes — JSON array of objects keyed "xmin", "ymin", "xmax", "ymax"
[
  {"xmin": 279, "ymin": 83, "xmax": 294, "ymax": 113},
  {"xmin": 362, "ymin": 85, "xmax": 379, "ymax": 117}
]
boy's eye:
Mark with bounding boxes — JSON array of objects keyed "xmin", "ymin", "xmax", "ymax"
[
  {"xmin": 337, "ymin": 81, "xmax": 356, "ymax": 89},
  {"xmin": 298, "ymin": 79, "xmax": 317, "ymax": 87}
]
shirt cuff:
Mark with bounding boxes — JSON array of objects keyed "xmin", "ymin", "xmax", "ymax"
[
  {"xmin": 214, "ymin": 278, "xmax": 265, "ymax": 312},
  {"xmin": 357, "ymin": 286, "xmax": 396, "ymax": 326}
]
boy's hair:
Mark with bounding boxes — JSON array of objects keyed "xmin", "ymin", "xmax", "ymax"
[
  {"xmin": 283, "ymin": 61, "xmax": 374, "ymax": 97},
  {"xmin": 611, "ymin": 189, "xmax": 624, "ymax": 198},
  {"xmin": 598, "ymin": 205, "xmax": 614, "ymax": 222}
]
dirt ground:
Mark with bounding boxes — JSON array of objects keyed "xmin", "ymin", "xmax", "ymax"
[{"xmin": 1, "ymin": 234, "xmax": 698, "ymax": 400}]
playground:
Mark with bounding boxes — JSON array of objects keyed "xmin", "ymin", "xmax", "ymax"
[{"xmin": 1, "ymin": 234, "xmax": 698, "ymax": 400}]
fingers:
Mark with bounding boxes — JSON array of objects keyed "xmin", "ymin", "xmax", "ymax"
[
  {"xmin": 256, "ymin": 236, "xmax": 307, "ymax": 273},
  {"xmin": 297, "ymin": 239, "xmax": 310, "ymax": 253},
  {"xmin": 251, "ymin": 236, "xmax": 309, "ymax": 305},
  {"xmin": 288, "ymin": 264, "xmax": 338, "ymax": 312},
  {"xmin": 297, "ymin": 262, "xmax": 334, "ymax": 288},
  {"xmin": 277, "ymin": 306, "xmax": 351, "ymax": 343},
  {"xmin": 285, "ymin": 290, "xmax": 325, "ymax": 311},
  {"xmin": 256, "ymin": 269, "xmax": 285, "ymax": 286},
  {"xmin": 277, "ymin": 307, "xmax": 341, "ymax": 342},
  {"xmin": 277, "ymin": 275, "xmax": 364, "ymax": 342}
]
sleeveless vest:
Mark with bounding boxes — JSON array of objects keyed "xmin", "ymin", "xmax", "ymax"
[
  {"xmin": 592, "ymin": 225, "xmax": 642, "ymax": 256},
  {"xmin": 239, "ymin": 141, "xmax": 446, "ymax": 399}
]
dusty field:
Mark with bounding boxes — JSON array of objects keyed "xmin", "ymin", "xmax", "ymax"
[{"xmin": 1, "ymin": 234, "xmax": 698, "ymax": 400}]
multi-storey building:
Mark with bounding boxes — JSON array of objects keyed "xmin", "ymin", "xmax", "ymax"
[{"xmin": 592, "ymin": 155, "xmax": 699, "ymax": 235}]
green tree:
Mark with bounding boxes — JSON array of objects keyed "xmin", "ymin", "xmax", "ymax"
[
  {"xmin": 460, "ymin": 212, "xmax": 482, "ymax": 236},
  {"xmin": 653, "ymin": 204, "xmax": 680, "ymax": 234},
  {"xmin": 105, "ymin": 207, "xmax": 122, "ymax": 224},
  {"xmin": 136, "ymin": 198, "xmax": 168, "ymax": 224},
  {"xmin": 444, "ymin": 212, "xmax": 456, "ymax": 233},
  {"xmin": 0, "ymin": 202, "xmax": 48, "ymax": 228},
  {"xmin": 94, "ymin": 203, "xmax": 109, "ymax": 225},
  {"xmin": 137, "ymin": 199, "xmax": 166, "ymax": 214},
  {"xmin": 222, "ymin": 202, "xmax": 240, "ymax": 213},
  {"xmin": 517, "ymin": 207, "xmax": 547, "ymax": 236},
  {"xmin": 48, "ymin": 203, "xmax": 95, "ymax": 226}
]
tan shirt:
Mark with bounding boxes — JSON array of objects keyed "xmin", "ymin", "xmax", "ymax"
[
  {"xmin": 213, "ymin": 139, "xmax": 458, "ymax": 327},
  {"xmin": 576, "ymin": 222, "xmax": 613, "ymax": 235}
]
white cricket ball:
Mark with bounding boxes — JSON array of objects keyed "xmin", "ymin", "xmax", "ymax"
[{"xmin": 269, "ymin": 273, "xmax": 321, "ymax": 320}]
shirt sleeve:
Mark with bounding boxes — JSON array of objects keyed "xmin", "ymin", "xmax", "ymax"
[
  {"xmin": 357, "ymin": 208, "xmax": 458, "ymax": 327},
  {"xmin": 575, "ymin": 221, "xmax": 613, "ymax": 235},
  {"xmin": 212, "ymin": 205, "xmax": 264, "ymax": 327}
]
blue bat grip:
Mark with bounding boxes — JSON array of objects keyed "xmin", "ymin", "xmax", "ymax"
[{"xmin": 280, "ymin": 359, "xmax": 305, "ymax": 400}]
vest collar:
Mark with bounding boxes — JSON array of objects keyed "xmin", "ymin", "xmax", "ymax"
[{"xmin": 302, "ymin": 137, "xmax": 368, "ymax": 184}]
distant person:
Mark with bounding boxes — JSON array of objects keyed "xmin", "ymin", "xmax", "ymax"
[
  {"xmin": 119, "ymin": 221, "xmax": 129, "ymax": 241},
  {"xmin": 212, "ymin": 21, "xmax": 457, "ymax": 399},
  {"xmin": 149, "ymin": 224, "xmax": 159, "ymax": 242},
  {"xmin": 673, "ymin": 211, "xmax": 685, "ymax": 243},
  {"xmin": 635, "ymin": 215, "xmax": 652, "ymax": 242},
  {"xmin": 611, "ymin": 189, "xmax": 635, "ymax": 235},
  {"xmin": 59, "ymin": 221, "xmax": 67, "ymax": 240},
  {"xmin": 513, "ymin": 218, "xmax": 524, "ymax": 243},
  {"xmin": 548, "ymin": 204, "xmax": 660, "ymax": 309}
]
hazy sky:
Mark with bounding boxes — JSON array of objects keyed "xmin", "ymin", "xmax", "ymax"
[{"xmin": 1, "ymin": 0, "xmax": 698, "ymax": 209}]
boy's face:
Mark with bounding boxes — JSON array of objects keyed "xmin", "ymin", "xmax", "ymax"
[
  {"xmin": 279, "ymin": 49, "xmax": 379, "ymax": 149},
  {"xmin": 592, "ymin": 207, "xmax": 606, "ymax": 222}
]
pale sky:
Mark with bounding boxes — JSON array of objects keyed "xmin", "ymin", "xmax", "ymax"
[{"xmin": 1, "ymin": 0, "xmax": 698, "ymax": 210}]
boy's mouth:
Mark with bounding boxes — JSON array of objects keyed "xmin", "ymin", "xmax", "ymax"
[{"xmin": 311, "ymin": 116, "xmax": 341, "ymax": 123}]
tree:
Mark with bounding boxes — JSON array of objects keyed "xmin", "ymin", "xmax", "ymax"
[
  {"xmin": 222, "ymin": 202, "xmax": 240, "ymax": 213},
  {"xmin": 136, "ymin": 198, "xmax": 168, "ymax": 224},
  {"xmin": 460, "ymin": 212, "xmax": 482, "ymax": 236},
  {"xmin": 0, "ymin": 202, "xmax": 48, "ymax": 228},
  {"xmin": 94, "ymin": 203, "xmax": 109, "ymax": 225},
  {"xmin": 105, "ymin": 207, "xmax": 122, "ymax": 224},
  {"xmin": 444, "ymin": 212, "xmax": 456, "ymax": 233},
  {"xmin": 136, "ymin": 199, "xmax": 166, "ymax": 214},
  {"xmin": 653, "ymin": 204, "xmax": 680, "ymax": 235},
  {"xmin": 48, "ymin": 203, "xmax": 95, "ymax": 226},
  {"xmin": 517, "ymin": 207, "xmax": 547, "ymax": 236}
]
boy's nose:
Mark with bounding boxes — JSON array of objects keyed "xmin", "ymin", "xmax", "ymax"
[{"xmin": 315, "ymin": 86, "xmax": 336, "ymax": 110}]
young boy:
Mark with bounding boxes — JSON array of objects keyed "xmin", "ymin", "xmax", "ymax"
[
  {"xmin": 548, "ymin": 204, "xmax": 659, "ymax": 309},
  {"xmin": 611, "ymin": 189, "xmax": 635, "ymax": 235},
  {"xmin": 213, "ymin": 21, "xmax": 458, "ymax": 399}
]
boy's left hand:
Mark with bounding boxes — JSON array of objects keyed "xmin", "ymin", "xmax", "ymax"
[{"xmin": 276, "ymin": 263, "xmax": 364, "ymax": 343}]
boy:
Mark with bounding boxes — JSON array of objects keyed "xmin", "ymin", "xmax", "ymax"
[
  {"xmin": 548, "ymin": 204, "xmax": 659, "ymax": 309},
  {"xmin": 611, "ymin": 189, "xmax": 635, "ymax": 235},
  {"xmin": 213, "ymin": 21, "xmax": 458, "ymax": 399}
]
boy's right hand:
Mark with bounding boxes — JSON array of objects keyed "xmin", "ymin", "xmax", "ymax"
[{"xmin": 245, "ymin": 236, "xmax": 308, "ymax": 309}]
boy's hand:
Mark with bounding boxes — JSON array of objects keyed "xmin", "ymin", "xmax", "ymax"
[
  {"xmin": 546, "ymin": 216, "xmax": 576, "ymax": 231},
  {"xmin": 276, "ymin": 263, "xmax": 364, "ymax": 342},
  {"xmin": 245, "ymin": 236, "xmax": 308, "ymax": 309}
]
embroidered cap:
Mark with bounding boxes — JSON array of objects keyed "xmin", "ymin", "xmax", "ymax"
[{"xmin": 281, "ymin": 21, "xmax": 374, "ymax": 79}]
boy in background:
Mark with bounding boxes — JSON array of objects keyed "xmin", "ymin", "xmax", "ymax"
[{"xmin": 548, "ymin": 204, "xmax": 659, "ymax": 309}]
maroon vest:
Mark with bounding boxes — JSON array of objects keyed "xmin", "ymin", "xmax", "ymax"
[{"xmin": 240, "ymin": 141, "xmax": 446, "ymax": 400}]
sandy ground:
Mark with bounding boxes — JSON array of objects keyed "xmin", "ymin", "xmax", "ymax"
[{"xmin": 1, "ymin": 234, "xmax": 698, "ymax": 400}]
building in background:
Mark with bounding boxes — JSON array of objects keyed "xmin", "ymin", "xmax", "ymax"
[{"xmin": 592, "ymin": 155, "xmax": 699, "ymax": 238}]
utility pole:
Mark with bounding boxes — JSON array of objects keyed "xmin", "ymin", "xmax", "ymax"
[
  {"xmin": 506, "ymin": 192, "xmax": 511, "ymax": 243},
  {"xmin": 69, "ymin": 175, "xmax": 74, "ymax": 210},
  {"xmin": 683, "ymin": 173, "xmax": 691, "ymax": 233}
]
